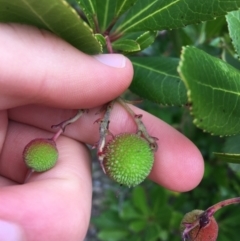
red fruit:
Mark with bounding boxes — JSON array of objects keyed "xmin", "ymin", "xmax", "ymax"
[{"xmin": 180, "ymin": 210, "xmax": 218, "ymax": 241}]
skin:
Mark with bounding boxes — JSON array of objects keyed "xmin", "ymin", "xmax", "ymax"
[{"xmin": 0, "ymin": 24, "xmax": 204, "ymax": 240}]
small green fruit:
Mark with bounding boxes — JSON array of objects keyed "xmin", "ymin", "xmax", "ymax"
[
  {"xmin": 23, "ymin": 138, "xmax": 58, "ymax": 172},
  {"xmin": 180, "ymin": 210, "xmax": 218, "ymax": 241},
  {"xmin": 103, "ymin": 133, "xmax": 154, "ymax": 187}
]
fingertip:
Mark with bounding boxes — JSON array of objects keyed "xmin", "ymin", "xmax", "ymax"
[
  {"xmin": 0, "ymin": 23, "xmax": 134, "ymax": 109},
  {"xmin": 149, "ymin": 128, "xmax": 204, "ymax": 192}
]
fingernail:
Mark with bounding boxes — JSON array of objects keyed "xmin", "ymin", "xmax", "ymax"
[
  {"xmin": 0, "ymin": 220, "xmax": 26, "ymax": 241},
  {"xmin": 94, "ymin": 54, "xmax": 126, "ymax": 68}
]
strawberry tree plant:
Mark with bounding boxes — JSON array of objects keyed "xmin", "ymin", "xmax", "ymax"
[{"xmin": 2, "ymin": 0, "xmax": 240, "ymax": 240}]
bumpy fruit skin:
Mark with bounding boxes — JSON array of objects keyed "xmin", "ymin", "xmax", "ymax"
[
  {"xmin": 180, "ymin": 210, "xmax": 218, "ymax": 241},
  {"xmin": 103, "ymin": 133, "xmax": 154, "ymax": 187},
  {"xmin": 23, "ymin": 138, "xmax": 58, "ymax": 172}
]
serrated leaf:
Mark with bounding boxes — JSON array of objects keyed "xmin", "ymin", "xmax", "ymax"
[
  {"xmin": 0, "ymin": 0, "xmax": 101, "ymax": 54},
  {"xmin": 114, "ymin": 31, "xmax": 157, "ymax": 51},
  {"xmin": 112, "ymin": 39, "xmax": 140, "ymax": 52},
  {"xmin": 214, "ymin": 152, "xmax": 240, "ymax": 164},
  {"xmin": 178, "ymin": 46, "xmax": 240, "ymax": 136},
  {"xmin": 95, "ymin": 0, "xmax": 116, "ymax": 32},
  {"xmin": 76, "ymin": 0, "xmax": 97, "ymax": 30},
  {"xmin": 136, "ymin": 31, "xmax": 157, "ymax": 50},
  {"xmin": 94, "ymin": 33, "xmax": 106, "ymax": 47},
  {"xmin": 115, "ymin": 0, "xmax": 240, "ymax": 33},
  {"xmin": 226, "ymin": 10, "xmax": 240, "ymax": 56},
  {"xmin": 115, "ymin": 0, "xmax": 138, "ymax": 18},
  {"xmin": 129, "ymin": 57, "xmax": 188, "ymax": 105}
]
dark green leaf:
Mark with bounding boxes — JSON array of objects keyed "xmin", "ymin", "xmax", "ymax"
[
  {"xmin": 0, "ymin": 0, "xmax": 101, "ymax": 54},
  {"xmin": 178, "ymin": 46, "xmax": 240, "ymax": 136},
  {"xmin": 115, "ymin": 0, "xmax": 138, "ymax": 18},
  {"xmin": 131, "ymin": 186, "xmax": 149, "ymax": 215},
  {"xmin": 94, "ymin": 33, "xmax": 106, "ymax": 47},
  {"xmin": 113, "ymin": 31, "xmax": 157, "ymax": 51},
  {"xmin": 120, "ymin": 201, "xmax": 142, "ymax": 220},
  {"xmin": 144, "ymin": 223, "xmax": 161, "ymax": 241},
  {"xmin": 112, "ymin": 39, "xmax": 140, "ymax": 52},
  {"xmin": 76, "ymin": 0, "xmax": 97, "ymax": 30},
  {"xmin": 129, "ymin": 57, "xmax": 188, "ymax": 105},
  {"xmin": 115, "ymin": 0, "xmax": 240, "ymax": 33},
  {"xmin": 98, "ymin": 229, "xmax": 129, "ymax": 241},
  {"xmin": 136, "ymin": 31, "xmax": 157, "ymax": 50},
  {"xmin": 205, "ymin": 16, "xmax": 226, "ymax": 39},
  {"xmin": 226, "ymin": 10, "xmax": 240, "ymax": 56},
  {"xmin": 129, "ymin": 220, "xmax": 147, "ymax": 232},
  {"xmin": 223, "ymin": 135, "xmax": 240, "ymax": 154},
  {"xmin": 214, "ymin": 152, "xmax": 240, "ymax": 163},
  {"xmin": 95, "ymin": 0, "xmax": 116, "ymax": 32},
  {"xmin": 154, "ymin": 205, "xmax": 172, "ymax": 227}
]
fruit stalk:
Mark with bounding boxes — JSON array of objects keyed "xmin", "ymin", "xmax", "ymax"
[
  {"xmin": 181, "ymin": 197, "xmax": 240, "ymax": 240},
  {"xmin": 117, "ymin": 98, "xmax": 158, "ymax": 151}
]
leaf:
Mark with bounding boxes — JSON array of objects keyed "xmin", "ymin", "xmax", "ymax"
[
  {"xmin": 136, "ymin": 31, "xmax": 157, "ymax": 50},
  {"xmin": 214, "ymin": 152, "xmax": 240, "ymax": 164},
  {"xmin": 120, "ymin": 201, "xmax": 142, "ymax": 220},
  {"xmin": 178, "ymin": 46, "xmax": 240, "ymax": 136},
  {"xmin": 97, "ymin": 229, "xmax": 129, "ymax": 241},
  {"xmin": 115, "ymin": 0, "xmax": 138, "ymax": 18},
  {"xmin": 112, "ymin": 31, "xmax": 157, "ymax": 51},
  {"xmin": 0, "ymin": 0, "xmax": 101, "ymax": 54},
  {"xmin": 95, "ymin": 0, "xmax": 116, "ymax": 32},
  {"xmin": 76, "ymin": 0, "xmax": 97, "ymax": 30},
  {"xmin": 94, "ymin": 33, "xmax": 106, "ymax": 47},
  {"xmin": 129, "ymin": 220, "xmax": 147, "ymax": 233},
  {"xmin": 112, "ymin": 39, "xmax": 140, "ymax": 52},
  {"xmin": 129, "ymin": 57, "xmax": 188, "ymax": 105},
  {"xmin": 223, "ymin": 135, "xmax": 240, "ymax": 154},
  {"xmin": 115, "ymin": 0, "xmax": 240, "ymax": 33},
  {"xmin": 131, "ymin": 186, "xmax": 149, "ymax": 216},
  {"xmin": 226, "ymin": 10, "xmax": 240, "ymax": 56}
]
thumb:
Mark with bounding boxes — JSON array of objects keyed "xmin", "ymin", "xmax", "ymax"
[{"xmin": 0, "ymin": 23, "xmax": 133, "ymax": 109}]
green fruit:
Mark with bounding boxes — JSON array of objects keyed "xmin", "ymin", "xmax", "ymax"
[
  {"xmin": 23, "ymin": 138, "xmax": 58, "ymax": 172},
  {"xmin": 103, "ymin": 133, "xmax": 154, "ymax": 187},
  {"xmin": 180, "ymin": 210, "xmax": 218, "ymax": 241}
]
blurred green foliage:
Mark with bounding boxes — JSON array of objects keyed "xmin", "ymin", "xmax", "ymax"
[{"xmin": 91, "ymin": 16, "xmax": 240, "ymax": 241}]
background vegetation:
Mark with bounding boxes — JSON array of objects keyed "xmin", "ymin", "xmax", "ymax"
[{"xmin": 90, "ymin": 19, "xmax": 240, "ymax": 241}]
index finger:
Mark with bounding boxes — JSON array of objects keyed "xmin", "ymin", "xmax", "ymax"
[{"xmin": 9, "ymin": 104, "xmax": 204, "ymax": 192}]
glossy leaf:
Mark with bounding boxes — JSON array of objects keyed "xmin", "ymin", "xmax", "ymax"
[
  {"xmin": 113, "ymin": 31, "xmax": 157, "ymax": 51},
  {"xmin": 112, "ymin": 39, "xmax": 140, "ymax": 52},
  {"xmin": 76, "ymin": 0, "xmax": 97, "ymax": 30},
  {"xmin": 136, "ymin": 31, "xmax": 157, "ymax": 50},
  {"xmin": 178, "ymin": 46, "xmax": 240, "ymax": 136},
  {"xmin": 95, "ymin": 0, "xmax": 116, "ymax": 32},
  {"xmin": 0, "ymin": 0, "xmax": 101, "ymax": 54},
  {"xmin": 129, "ymin": 57, "xmax": 188, "ymax": 105},
  {"xmin": 115, "ymin": 0, "xmax": 137, "ymax": 18},
  {"xmin": 94, "ymin": 33, "xmax": 106, "ymax": 47},
  {"xmin": 214, "ymin": 152, "xmax": 240, "ymax": 164},
  {"xmin": 115, "ymin": 0, "xmax": 240, "ymax": 33},
  {"xmin": 226, "ymin": 9, "xmax": 240, "ymax": 56}
]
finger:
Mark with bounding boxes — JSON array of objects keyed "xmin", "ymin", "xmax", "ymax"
[
  {"xmin": 0, "ymin": 23, "xmax": 133, "ymax": 109},
  {"xmin": 0, "ymin": 124, "xmax": 92, "ymax": 241},
  {"xmin": 9, "ymin": 104, "xmax": 204, "ymax": 192}
]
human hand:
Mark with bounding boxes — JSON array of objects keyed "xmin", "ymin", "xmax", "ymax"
[{"xmin": 0, "ymin": 24, "xmax": 204, "ymax": 240}]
